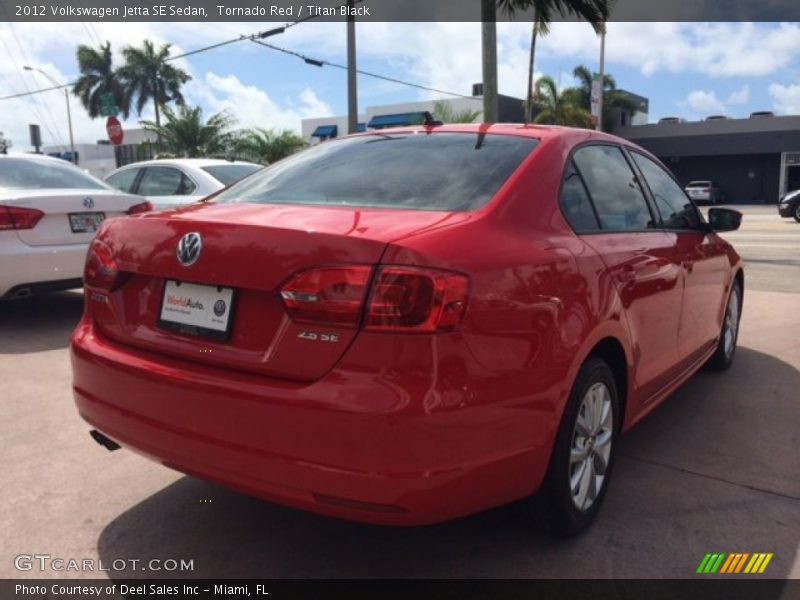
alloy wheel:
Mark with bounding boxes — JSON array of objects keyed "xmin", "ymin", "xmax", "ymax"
[
  {"xmin": 569, "ymin": 382, "xmax": 613, "ymax": 511},
  {"xmin": 723, "ymin": 286, "xmax": 740, "ymax": 358}
]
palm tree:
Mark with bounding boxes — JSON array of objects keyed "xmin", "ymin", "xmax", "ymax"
[
  {"xmin": 118, "ymin": 41, "xmax": 191, "ymax": 130},
  {"xmin": 571, "ymin": 64, "xmax": 638, "ymax": 131},
  {"xmin": 433, "ymin": 100, "xmax": 482, "ymax": 124},
  {"xmin": 140, "ymin": 105, "xmax": 235, "ymax": 158},
  {"xmin": 234, "ymin": 128, "xmax": 307, "ymax": 164},
  {"xmin": 531, "ymin": 75, "xmax": 592, "ymax": 127},
  {"xmin": 483, "ymin": 0, "xmax": 611, "ymax": 123},
  {"xmin": 73, "ymin": 42, "xmax": 129, "ymax": 119}
]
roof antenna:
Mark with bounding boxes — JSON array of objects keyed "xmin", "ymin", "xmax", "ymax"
[{"xmin": 423, "ymin": 111, "xmax": 443, "ymax": 127}]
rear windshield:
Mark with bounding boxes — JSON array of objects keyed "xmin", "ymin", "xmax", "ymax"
[
  {"xmin": 0, "ymin": 157, "xmax": 109, "ymax": 190},
  {"xmin": 213, "ymin": 133, "xmax": 538, "ymax": 211},
  {"xmin": 201, "ymin": 164, "xmax": 263, "ymax": 186},
  {"xmin": 686, "ymin": 181, "xmax": 710, "ymax": 187}
]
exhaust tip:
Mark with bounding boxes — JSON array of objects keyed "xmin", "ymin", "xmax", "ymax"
[{"xmin": 89, "ymin": 429, "xmax": 121, "ymax": 452}]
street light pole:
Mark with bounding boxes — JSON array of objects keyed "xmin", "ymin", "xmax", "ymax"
[
  {"xmin": 596, "ymin": 27, "xmax": 606, "ymax": 132},
  {"xmin": 346, "ymin": 0, "xmax": 358, "ymax": 134},
  {"xmin": 23, "ymin": 66, "xmax": 76, "ymax": 164}
]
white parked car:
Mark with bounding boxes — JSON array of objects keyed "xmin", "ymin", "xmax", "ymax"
[
  {"xmin": 0, "ymin": 154, "xmax": 150, "ymax": 299},
  {"xmin": 104, "ymin": 158, "xmax": 264, "ymax": 210}
]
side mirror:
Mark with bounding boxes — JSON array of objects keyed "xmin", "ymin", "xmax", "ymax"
[{"xmin": 708, "ymin": 207, "xmax": 742, "ymax": 232}]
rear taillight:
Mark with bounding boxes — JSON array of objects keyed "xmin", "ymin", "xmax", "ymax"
[
  {"xmin": 0, "ymin": 206, "xmax": 44, "ymax": 230},
  {"xmin": 84, "ymin": 239, "xmax": 122, "ymax": 291},
  {"xmin": 127, "ymin": 201, "xmax": 153, "ymax": 215},
  {"xmin": 366, "ymin": 267, "xmax": 469, "ymax": 332},
  {"xmin": 279, "ymin": 265, "xmax": 469, "ymax": 333},
  {"xmin": 280, "ymin": 266, "xmax": 372, "ymax": 327}
]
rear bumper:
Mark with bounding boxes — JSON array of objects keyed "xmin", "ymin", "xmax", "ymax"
[
  {"xmin": 0, "ymin": 234, "xmax": 87, "ymax": 297},
  {"xmin": 71, "ymin": 318, "xmax": 556, "ymax": 525}
]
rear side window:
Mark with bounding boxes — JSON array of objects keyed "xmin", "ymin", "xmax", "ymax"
[
  {"xmin": 201, "ymin": 164, "xmax": 263, "ymax": 186},
  {"xmin": 572, "ymin": 145, "xmax": 654, "ymax": 231},
  {"xmin": 138, "ymin": 167, "xmax": 197, "ymax": 196},
  {"xmin": 106, "ymin": 168, "xmax": 139, "ymax": 193},
  {"xmin": 631, "ymin": 151, "xmax": 703, "ymax": 231},
  {"xmin": 560, "ymin": 160, "xmax": 600, "ymax": 232},
  {"xmin": 214, "ymin": 133, "xmax": 539, "ymax": 212},
  {"xmin": 0, "ymin": 158, "xmax": 108, "ymax": 190}
]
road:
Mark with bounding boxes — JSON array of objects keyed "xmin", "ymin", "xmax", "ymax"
[
  {"xmin": 708, "ymin": 205, "xmax": 800, "ymax": 293},
  {"xmin": 1, "ymin": 205, "xmax": 798, "ymax": 580}
]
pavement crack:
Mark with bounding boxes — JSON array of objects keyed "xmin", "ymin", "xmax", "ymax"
[{"xmin": 617, "ymin": 453, "xmax": 800, "ymax": 502}]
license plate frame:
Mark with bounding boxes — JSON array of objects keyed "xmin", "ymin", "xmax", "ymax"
[
  {"xmin": 69, "ymin": 212, "xmax": 106, "ymax": 233},
  {"xmin": 157, "ymin": 280, "xmax": 236, "ymax": 342}
]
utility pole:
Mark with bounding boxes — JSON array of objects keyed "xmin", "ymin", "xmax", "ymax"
[
  {"xmin": 481, "ymin": 0, "xmax": 498, "ymax": 123},
  {"xmin": 346, "ymin": 0, "xmax": 358, "ymax": 134},
  {"xmin": 596, "ymin": 27, "xmax": 606, "ymax": 131},
  {"xmin": 24, "ymin": 66, "xmax": 76, "ymax": 163}
]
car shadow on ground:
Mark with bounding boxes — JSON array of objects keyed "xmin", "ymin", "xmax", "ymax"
[
  {"xmin": 0, "ymin": 290, "xmax": 84, "ymax": 354},
  {"xmin": 96, "ymin": 346, "xmax": 799, "ymax": 579}
]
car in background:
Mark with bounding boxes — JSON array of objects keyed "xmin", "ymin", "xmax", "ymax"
[
  {"xmin": 0, "ymin": 154, "xmax": 150, "ymax": 299},
  {"xmin": 104, "ymin": 159, "xmax": 263, "ymax": 210},
  {"xmin": 685, "ymin": 180, "xmax": 725, "ymax": 205},
  {"xmin": 72, "ymin": 124, "xmax": 744, "ymax": 535},
  {"xmin": 778, "ymin": 189, "xmax": 800, "ymax": 222}
]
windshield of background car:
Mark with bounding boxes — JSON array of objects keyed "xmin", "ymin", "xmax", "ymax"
[
  {"xmin": 201, "ymin": 164, "xmax": 263, "ymax": 186},
  {"xmin": 213, "ymin": 133, "xmax": 539, "ymax": 211},
  {"xmin": 0, "ymin": 158, "xmax": 109, "ymax": 190}
]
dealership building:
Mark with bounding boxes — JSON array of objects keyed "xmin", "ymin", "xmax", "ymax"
[{"xmin": 616, "ymin": 115, "xmax": 800, "ymax": 204}]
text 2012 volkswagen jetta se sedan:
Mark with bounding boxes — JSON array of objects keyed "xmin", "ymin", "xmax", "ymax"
[{"xmin": 71, "ymin": 124, "xmax": 743, "ymax": 535}]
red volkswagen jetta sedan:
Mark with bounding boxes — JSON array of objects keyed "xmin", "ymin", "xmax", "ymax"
[{"xmin": 71, "ymin": 124, "xmax": 743, "ymax": 535}]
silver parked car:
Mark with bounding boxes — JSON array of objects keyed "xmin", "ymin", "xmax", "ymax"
[
  {"xmin": 684, "ymin": 180, "xmax": 725, "ymax": 205},
  {"xmin": 104, "ymin": 159, "xmax": 263, "ymax": 210}
]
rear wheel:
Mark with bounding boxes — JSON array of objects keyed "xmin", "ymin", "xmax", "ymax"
[
  {"xmin": 706, "ymin": 279, "xmax": 742, "ymax": 371},
  {"xmin": 793, "ymin": 202, "xmax": 800, "ymax": 223},
  {"xmin": 535, "ymin": 357, "xmax": 619, "ymax": 536}
]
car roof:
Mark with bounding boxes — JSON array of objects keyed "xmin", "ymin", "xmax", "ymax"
[
  {"xmin": 344, "ymin": 123, "xmax": 623, "ymax": 144},
  {"xmin": 114, "ymin": 158, "xmax": 262, "ymax": 169},
  {"xmin": 0, "ymin": 153, "xmax": 78, "ymax": 164}
]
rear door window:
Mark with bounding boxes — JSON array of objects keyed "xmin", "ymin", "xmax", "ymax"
[
  {"xmin": 630, "ymin": 151, "xmax": 703, "ymax": 231},
  {"xmin": 572, "ymin": 145, "xmax": 654, "ymax": 231},
  {"xmin": 560, "ymin": 160, "xmax": 600, "ymax": 232},
  {"xmin": 105, "ymin": 168, "xmax": 140, "ymax": 193},
  {"xmin": 138, "ymin": 167, "xmax": 197, "ymax": 196},
  {"xmin": 213, "ymin": 133, "xmax": 539, "ymax": 212}
]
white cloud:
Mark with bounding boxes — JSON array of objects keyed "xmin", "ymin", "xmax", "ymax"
[
  {"xmin": 768, "ymin": 83, "xmax": 800, "ymax": 115},
  {"xmin": 727, "ymin": 85, "xmax": 750, "ymax": 105},
  {"xmin": 188, "ymin": 72, "xmax": 334, "ymax": 132},
  {"xmin": 685, "ymin": 90, "xmax": 725, "ymax": 113}
]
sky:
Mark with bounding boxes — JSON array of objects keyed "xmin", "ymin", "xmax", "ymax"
[{"xmin": 2, "ymin": 21, "xmax": 800, "ymax": 152}]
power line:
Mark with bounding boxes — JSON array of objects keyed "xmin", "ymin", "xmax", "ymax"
[{"xmin": 249, "ymin": 38, "xmax": 477, "ymax": 100}]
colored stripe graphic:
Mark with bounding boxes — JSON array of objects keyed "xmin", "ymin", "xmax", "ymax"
[{"xmin": 698, "ymin": 552, "xmax": 772, "ymax": 574}]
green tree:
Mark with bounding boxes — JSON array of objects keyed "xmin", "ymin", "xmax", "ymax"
[
  {"xmin": 72, "ymin": 42, "xmax": 129, "ymax": 119},
  {"xmin": 118, "ymin": 41, "xmax": 191, "ymax": 130},
  {"xmin": 531, "ymin": 75, "xmax": 592, "ymax": 127},
  {"xmin": 484, "ymin": 0, "xmax": 611, "ymax": 123},
  {"xmin": 0, "ymin": 131, "xmax": 10, "ymax": 154},
  {"xmin": 234, "ymin": 128, "xmax": 307, "ymax": 164},
  {"xmin": 433, "ymin": 100, "xmax": 482, "ymax": 124},
  {"xmin": 571, "ymin": 64, "xmax": 638, "ymax": 131},
  {"xmin": 140, "ymin": 105, "xmax": 236, "ymax": 158}
]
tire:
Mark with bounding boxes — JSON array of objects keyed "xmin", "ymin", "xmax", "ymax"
[
  {"xmin": 793, "ymin": 202, "xmax": 800, "ymax": 223},
  {"xmin": 535, "ymin": 357, "xmax": 620, "ymax": 537},
  {"xmin": 706, "ymin": 279, "xmax": 742, "ymax": 371}
]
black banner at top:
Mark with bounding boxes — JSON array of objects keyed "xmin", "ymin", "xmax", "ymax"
[{"xmin": 1, "ymin": 0, "xmax": 800, "ymax": 22}]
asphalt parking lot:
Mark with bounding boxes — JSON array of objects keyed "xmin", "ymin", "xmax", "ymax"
[{"xmin": 1, "ymin": 205, "xmax": 798, "ymax": 580}]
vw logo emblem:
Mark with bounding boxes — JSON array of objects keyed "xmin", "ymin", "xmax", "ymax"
[
  {"xmin": 176, "ymin": 232, "xmax": 202, "ymax": 267},
  {"xmin": 82, "ymin": 196, "xmax": 95, "ymax": 209}
]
